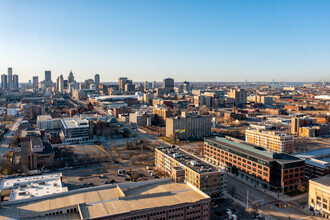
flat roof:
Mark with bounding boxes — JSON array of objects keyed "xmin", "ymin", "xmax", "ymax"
[
  {"xmin": 294, "ymin": 148, "xmax": 330, "ymax": 159},
  {"xmin": 37, "ymin": 115, "xmax": 52, "ymax": 121},
  {"xmin": 61, "ymin": 118, "xmax": 89, "ymax": 129},
  {"xmin": 95, "ymin": 95, "xmax": 138, "ymax": 101},
  {"xmin": 205, "ymin": 137, "xmax": 274, "ymax": 162},
  {"xmin": 157, "ymin": 147, "xmax": 220, "ymax": 174},
  {"xmin": 0, "ymin": 179, "xmax": 209, "ymax": 219},
  {"xmin": 205, "ymin": 137, "xmax": 302, "ymax": 164},
  {"xmin": 310, "ymin": 175, "xmax": 330, "ymax": 187},
  {"xmin": 0, "ymin": 173, "xmax": 63, "ymax": 191}
]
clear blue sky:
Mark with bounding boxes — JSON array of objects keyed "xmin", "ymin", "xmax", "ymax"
[{"xmin": 1, "ymin": 0, "xmax": 330, "ymax": 82}]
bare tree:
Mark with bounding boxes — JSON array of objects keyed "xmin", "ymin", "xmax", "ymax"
[{"xmin": 251, "ymin": 200, "xmax": 260, "ymax": 218}]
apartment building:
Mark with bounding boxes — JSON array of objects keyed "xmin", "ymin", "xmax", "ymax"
[
  {"xmin": 227, "ymin": 88, "xmax": 247, "ymax": 106},
  {"xmin": 37, "ymin": 115, "xmax": 61, "ymax": 130},
  {"xmin": 19, "ymin": 138, "xmax": 55, "ymax": 170},
  {"xmin": 204, "ymin": 137, "xmax": 305, "ymax": 192},
  {"xmin": 245, "ymin": 129, "xmax": 294, "ymax": 153},
  {"xmin": 153, "ymin": 107, "xmax": 172, "ymax": 125},
  {"xmin": 291, "ymin": 117, "xmax": 316, "ymax": 134},
  {"xmin": 166, "ymin": 115, "xmax": 211, "ymax": 140},
  {"xmin": 155, "ymin": 147, "xmax": 225, "ymax": 198},
  {"xmin": 0, "ymin": 179, "xmax": 211, "ymax": 220},
  {"xmin": 309, "ymin": 175, "xmax": 330, "ymax": 218}
]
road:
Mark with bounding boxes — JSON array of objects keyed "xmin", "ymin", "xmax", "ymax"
[
  {"xmin": 172, "ymin": 143, "xmax": 323, "ymax": 220},
  {"xmin": 226, "ymin": 175, "xmax": 323, "ymax": 220},
  {"xmin": 0, "ymin": 117, "xmax": 23, "ymax": 158}
]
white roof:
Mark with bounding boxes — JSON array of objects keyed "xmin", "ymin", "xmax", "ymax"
[
  {"xmin": 37, "ymin": 115, "xmax": 52, "ymax": 121},
  {"xmin": 61, "ymin": 118, "xmax": 89, "ymax": 129},
  {"xmin": 1, "ymin": 173, "xmax": 68, "ymax": 201}
]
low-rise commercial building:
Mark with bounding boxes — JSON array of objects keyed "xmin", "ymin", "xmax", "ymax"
[
  {"xmin": 0, "ymin": 173, "xmax": 67, "ymax": 201},
  {"xmin": 309, "ymin": 175, "xmax": 330, "ymax": 218},
  {"xmin": 155, "ymin": 147, "xmax": 225, "ymax": 198},
  {"xmin": 0, "ymin": 179, "xmax": 211, "ymax": 220},
  {"xmin": 60, "ymin": 118, "xmax": 90, "ymax": 143},
  {"xmin": 294, "ymin": 148, "xmax": 330, "ymax": 179},
  {"xmin": 204, "ymin": 137, "xmax": 305, "ymax": 192},
  {"xmin": 245, "ymin": 129, "xmax": 294, "ymax": 153}
]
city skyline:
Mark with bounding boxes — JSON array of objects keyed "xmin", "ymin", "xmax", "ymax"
[{"xmin": 1, "ymin": 0, "xmax": 330, "ymax": 82}]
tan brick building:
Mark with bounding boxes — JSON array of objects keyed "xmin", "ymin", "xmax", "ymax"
[{"xmin": 245, "ymin": 129, "xmax": 294, "ymax": 153}]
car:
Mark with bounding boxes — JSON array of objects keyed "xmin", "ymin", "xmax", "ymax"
[
  {"xmin": 80, "ymin": 184, "xmax": 87, "ymax": 188},
  {"xmin": 103, "ymin": 180, "xmax": 114, "ymax": 184},
  {"xmin": 275, "ymin": 203, "xmax": 282, "ymax": 208},
  {"xmin": 88, "ymin": 183, "xmax": 94, "ymax": 187},
  {"xmin": 114, "ymin": 161, "xmax": 119, "ymax": 164},
  {"xmin": 99, "ymin": 175, "xmax": 107, "ymax": 178}
]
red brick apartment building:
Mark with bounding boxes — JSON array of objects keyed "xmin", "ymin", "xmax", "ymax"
[{"xmin": 204, "ymin": 137, "xmax": 305, "ymax": 193}]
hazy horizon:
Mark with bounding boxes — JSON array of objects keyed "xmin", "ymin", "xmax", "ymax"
[{"xmin": 1, "ymin": 0, "xmax": 330, "ymax": 82}]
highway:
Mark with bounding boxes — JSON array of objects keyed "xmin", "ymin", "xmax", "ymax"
[{"xmin": 0, "ymin": 117, "xmax": 23, "ymax": 158}]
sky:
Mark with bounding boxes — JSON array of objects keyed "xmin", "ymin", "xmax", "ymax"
[{"xmin": 1, "ymin": 0, "xmax": 330, "ymax": 83}]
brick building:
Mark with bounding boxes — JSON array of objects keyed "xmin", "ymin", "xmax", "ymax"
[
  {"xmin": 245, "ymin": 129, "xmax": 294, "ymax": 153},
  {"xmin": 204, "ymin": 137, "xmax": 305, "ymax": 193},
  {"xmin": 155, "ymin": 147, "xmax": 225, "ymax": 198}
]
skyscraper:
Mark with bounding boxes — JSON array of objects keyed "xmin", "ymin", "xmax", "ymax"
[
  {"xmin": 68, "ymin": 71, "xmax": 74, "ymax": 83},
  {"xmin": 1, "ymin": 74, "xmax": 8, "ymax": 89},
  {"xmin": 58, "ymin": 75, "xmax": 64, "ymax": 93},
  {"xmin": 13, "ymin": 74, "xmax": 19, "ymax": 89},
  {"xmin": 7, "ymin": 67, "xmax": 13, "ymax": 89},
  {"xmin": 94, "ymin": 74, "xmax": 100, "ymax": 91},
  {"xmin": 33, "ymin": 76, "xmax": 39, "ymax": 89},
  {"xmin": 163, "ymin": 78, "xmax": 174, "ymax": 93},
  {"xmin": 118, "ymin": 77, "xmax": 128, "ymax": 92},
  {"xmin": 144, "ymin": 81, "xmax": 149, "ymax": 89},
  {"xmin": 152, "ymin": 81, "xmax": 157, "ymax": 89},
  {"xmin": 45, "ymin": 70, "xmax": 51, "ymax": 82}
]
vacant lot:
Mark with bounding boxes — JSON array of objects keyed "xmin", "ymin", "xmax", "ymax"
[{"xmin": 60, "ymin": 144, "xmax": 111, "ymax": 166}]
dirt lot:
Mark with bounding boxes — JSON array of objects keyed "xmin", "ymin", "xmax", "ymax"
[{"xmin": 60, "ymin": 144, "xmax": 111, "ymax": 166}]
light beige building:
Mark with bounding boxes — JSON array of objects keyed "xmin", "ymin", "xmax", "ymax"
[
  {"xmin": 245, "ymin": 129, "xmax": 294, "ymax": 153},
  {"xmin": 227, "ymin": 88, "xmax": 247, "ymax": 105},
  {"xmin": 309, "ymin": 175, "xmax": 330, "ymax": 218},
  {"xmin": 0, "ymin": 178, "xmax": 211, "ymax": 220},
  {"xmin": 166, "ymin": 115, "xmax": 211, "ymax": 140}
]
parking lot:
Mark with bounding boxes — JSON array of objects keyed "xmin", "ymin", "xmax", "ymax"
[{"xmin": 61, "ymin": 160, "xmax": 157, "ymax": 190}]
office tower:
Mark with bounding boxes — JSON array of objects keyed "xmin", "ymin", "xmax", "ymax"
[
  {"xmin": 118, "ymin": 77, "xmax": 128, "ymax": 92},
  {"xmin": 57, "ymin": 75, "xmax": 64, "ymax": 93},
  {"xmin": 144, "ymin": 81, "xmax": 149, "ymax": 89},
  {"xmin": 118, "ymin": 77, "xmax": 134, "ymax": 93},
  {"xmin": 1, "ymin": 74, "xmax": 8, "ymax": 89},
  {"xmin": 13, "ymin": 74, "xmax": 19, "ymax": 89},
  {"xmin": 152, "ymin": 81, "xmax": 157, "ymax": 89},
  {"xmin": 94, "ymin": 74, "xmax": 100, "ymax": 91},
  {"xmin": 7, "ymin": 67, "xmax": 13, "ymax": 89},
  {"xmin": 45, "ymin": 70, "xmax": 51, "ymax": 82},
  {"xmin": 33, "ymin": 76, "xmax": 39, "ymax": 89},
  {"xmin": 162, "ymin": 78, "xmax": 174, "ymax": 93},
  {"xmin": 68, "ymin": 71, "xmax": 74, "ymax": 83},
  {"xmin": 63, "ymin": 80, "xmax": 68, "ymax": 88},
  {"xmin": 124, "ymin": 80, "xmax": 133, "ymax": 92}
]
